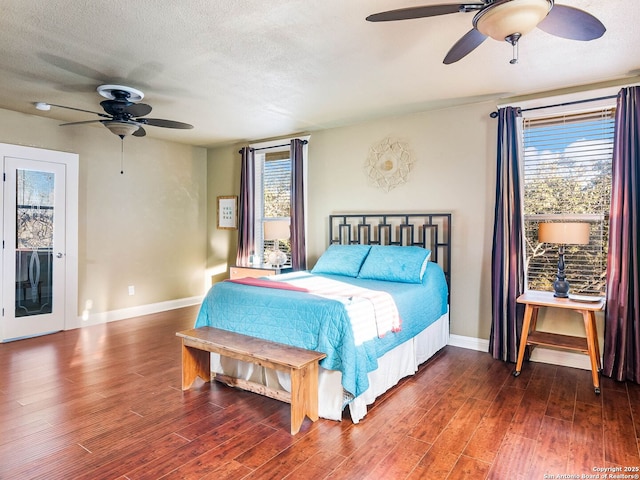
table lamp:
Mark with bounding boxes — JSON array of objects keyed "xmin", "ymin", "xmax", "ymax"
[
  {"xmin": 538, "ymin": 222, "xmax": 590, "ymax": 298},
  {"xmin": 264, "ymin": 220, "xmax": 290, "ymax": 267}
]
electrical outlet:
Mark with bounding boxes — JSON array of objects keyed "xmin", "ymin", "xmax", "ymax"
[{"xmin": 128, "ymin": 285, "xmax": 135, "ymax": 296}]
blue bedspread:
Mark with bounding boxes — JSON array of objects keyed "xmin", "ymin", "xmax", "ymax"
[{"xmin": 195, "ymin": 262, "xmax": 448, "ymax": 398}]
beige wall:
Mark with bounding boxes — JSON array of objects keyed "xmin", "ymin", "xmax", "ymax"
[
  {"xmin": 206, "ymin": 144, "xmax": 241, "ymax": 285},
  {"xmin": 207, "ymin": 101, "xmax": 499, "ymax": 340},
  {"xmin": 0, "ymin": 108, "xmax": 208, "ymax": 319}
]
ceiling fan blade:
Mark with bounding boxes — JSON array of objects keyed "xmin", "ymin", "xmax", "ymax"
[
  {"xmin": 537, "ymin": 4, "xmax": 605, "ymax": 41},
  {"xmin": 59, "ymin": 119, "xmax": 104, "ymax": 126},
  {"xmin": 132, "ymin": 126, "xmax": 146, "ymax": 137},
  {"xmin": 366, "ymin": 3, "xmax": 484, "ymax": 22},
  {"xmin": 47, "ymin": 103, "xmax": 110, "ymax": 118},
  {"xmin": 124, "ymin": 103, "xmax": 152, "ymax": 117},
  {"xmin": 139, "ymin": 118, "xmax": 194, "ymax": 129},
  {"xmin": 443, "ymin": 28, "xmax": 487, "ymax": 64}
]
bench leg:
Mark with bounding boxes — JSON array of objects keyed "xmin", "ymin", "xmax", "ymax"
[
  {"xmin": 181, "ymin": 343, "xmax": 211, "ymax": 390},
  {"xmin": 289, "ymin": 362, "xmax": 320, "ymax": 435},
  {"xmin": 304, "ymin": 362, "xmax": 320, "ymax": 422}
]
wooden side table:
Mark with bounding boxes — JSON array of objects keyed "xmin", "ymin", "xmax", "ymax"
[
  {"xmin": 230, "ymin": 265, "xmax": 291, "ymax": 279},
  {"xmin": 513, "ymin": 290, "xmax": 605, "ymax": 394}
]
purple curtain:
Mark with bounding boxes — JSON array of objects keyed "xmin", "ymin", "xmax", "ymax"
[
  {"xmin": 290, "ymin": 139, "xmax": 307, "ymax": 270},
  {"xmin": 603, "ymin": 87, "xmax": 640, "ymax": 383},
  {"xmin": 489, "ymin": 106, "xmax": 526, "ymax": 363},
  {"xmin": 235, "ymin": 147, "xmax": 256, "ymax": 266}
]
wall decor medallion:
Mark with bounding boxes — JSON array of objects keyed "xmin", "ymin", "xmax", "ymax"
[{"xmin": 364, "ymin": 138, "xmax": 414, "ymax": 192}]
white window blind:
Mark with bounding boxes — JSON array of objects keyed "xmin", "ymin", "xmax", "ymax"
[
  {"xmin": 255, "ymin": 151, "xmax": 291, "ymax": 264},
  {"xmin": 522, "ymin": 107, "xmax": 615, "ymax": 295}
]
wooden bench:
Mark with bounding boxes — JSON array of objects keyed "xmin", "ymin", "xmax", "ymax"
[{"xmin": 176, "ymin": 326, "xmax": 326, "ymax": 435}]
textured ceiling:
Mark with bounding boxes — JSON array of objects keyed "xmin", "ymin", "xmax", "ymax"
[{"xmin": 0, "ymin": 0, "xmax": 638, "ymax": 147}]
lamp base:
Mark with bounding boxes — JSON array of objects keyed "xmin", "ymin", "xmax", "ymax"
[
  {"xmin": 267, "ymin": 249, "xmax": 287, "ymax": 267},
  {"xmin": 553, "ymin": 246, "xmax": 569, "ymax": 298},
  {"xmin": 552, "ymin": 279, "xmax": 570, "ymax": 298}
]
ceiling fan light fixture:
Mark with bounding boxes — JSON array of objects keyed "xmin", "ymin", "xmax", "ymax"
[
  {"xmin": 475, "ymin": 0, "xmax": 552, "ymax": 41},
  {"xmin": 103, "ymin": 121, "xmax": 140, "ymax": 138}
]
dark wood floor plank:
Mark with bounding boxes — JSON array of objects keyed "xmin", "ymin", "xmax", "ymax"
[
  {"xmin": 234, "ymin": 429, "xmax": 297, "ymax": 470},
  {"xmin": 508, "ymin": 370, "xmax": 553, "ymax": 440},
  {"xmin": 198, "ymin": 460, "xmax": 252, "ymax": 480},
  {"xmin": 627, "ymin": 381, "xmax": 640, "ymax": 446},
  {"xmin": 406, "ymin": 390, "xmax": 468, "ymax": 443},
  {"xmin": 78, "ymin": 432, "xmax": 192, "ymax": 480},
  {"xmin": 526, "ymin": 416, "xmax": 572, "ymax": 478},
  {"xmin": 321, "ymin": 401, "xmax": 427, "ymax": 480},
  {"xmin": 1, "ymin": 306, "xmax": 639, "ymax": 480},
  {"xmin": 427, "ymin": 396, "xmax": 491, "ymax": 456},
  {"xmin": 568, "ymin": 400, "xmax": 604, "ymax": 472},
  {"xmin": 603, "ymin": 388, "xmax": 640, "ymax": 466},
  {"xmin": 447, "ymin": 454, "xmax": 491, "ymax": 480},
  {"xmin": 463, "ymin": 386, "xmax": 526, "ymax": 463},
  {"xmin": 283, "ymin": 449, "xmax": 346, "ymax": 480},
  {"xmin": 406, "ymin": 447, "xmax": 459, "ymax": 480},
  {"xmin": 545, "ymin": 365, "xmax": 579, "ymax": 421},
  {"xmin": 486, "ymin": 432, "xmax": 536, "ymax": 480},
  {"xmin": 158, "ymin": 423, "xmax": 279, "ymax": 480},
  {"xmin": 365, "ymin": 436, "xmax": 430, "ymax": 480}
]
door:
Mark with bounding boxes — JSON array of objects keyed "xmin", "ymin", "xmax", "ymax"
[{"xmin": 2, "ymin": 157, "xmax": 67, "ymax": 340}]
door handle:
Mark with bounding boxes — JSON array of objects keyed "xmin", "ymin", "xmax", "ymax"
[{"xmin": 56, "ymin": 252, "xmax": 64, "ymax": 258}]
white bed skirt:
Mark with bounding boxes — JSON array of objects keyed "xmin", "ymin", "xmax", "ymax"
[{"xmin": 210, "ymin": 309, "xmax": 449, "ymax": 424}]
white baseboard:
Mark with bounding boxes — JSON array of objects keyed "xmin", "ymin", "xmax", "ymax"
[
  {"xmin": 72, "ymin": 295, "xmax": 203, "ymax": 329},
  {"xmin": 448, "ymin": 334, "xmax": 594, "ymax": 371},
  {"xmin": 448, "ymin": 334, "xmax": 490, "ymax": 352}
]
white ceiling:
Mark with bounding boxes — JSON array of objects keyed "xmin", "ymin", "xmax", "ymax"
[{"xmin": 1, "ymin": 0, "xmax": 638, "ymax": 148}]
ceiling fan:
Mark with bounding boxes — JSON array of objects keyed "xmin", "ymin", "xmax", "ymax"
[
  {"xmin": 35, "ymin": 84, "xmax": 193, "ymax": 138},
  {"xmin": 366, "ymin": 0, "xmax": 606, "ymax": 64}
]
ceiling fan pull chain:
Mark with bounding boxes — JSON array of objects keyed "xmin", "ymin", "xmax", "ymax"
[
  {"xmin": 120, "ymin": 137, "xmax": 125, "ymax": 174},
  {"xmin": 506, "ymin": 33, "xmax": 521, "ymax": 65}
]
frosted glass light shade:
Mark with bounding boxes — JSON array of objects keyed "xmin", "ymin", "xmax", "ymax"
[
  {"xmin": 264, "ymin": 220, "xmax": 290, "ymax": 240},
  {"xmin": 475, "ymin": 0, "xmax": 551, "ymax": 41},
  {"xmin": 538, "ymin": 222, "xmax": 590, "ymax": 245},
  {"xmin": 103, "ymin": 121, "xmax": 139, "ymax": 137}
]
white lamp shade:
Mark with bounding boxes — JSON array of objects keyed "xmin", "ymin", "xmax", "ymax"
[
  {"xmin": 475, "ymin": 0, "xmax": 551, "ymax": 41},
  {"xmin": 538, "ymin": 222, "xmax": 590, "ymax": 245},
  {"xmin": 264, "ymin": 220, "xmax": 290, "ymax": 240}
]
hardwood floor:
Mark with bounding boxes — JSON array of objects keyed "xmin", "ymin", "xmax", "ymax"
[{"xmin": 1, "ymin": 306, "xmax": 639, "ymax": 479}]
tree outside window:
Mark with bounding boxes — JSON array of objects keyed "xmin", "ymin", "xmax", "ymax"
[{"xmin": 523, "ymin": 108, "xmax": 614, "ymax": 295}]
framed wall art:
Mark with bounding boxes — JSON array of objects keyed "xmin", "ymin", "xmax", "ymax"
[{"xmin": 217, "ymin": 195, "xmax": 238, "ymax": 229}]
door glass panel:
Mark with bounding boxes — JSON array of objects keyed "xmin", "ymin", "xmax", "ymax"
[{"xmin": 15, "ymin": 169, "xmax": 55, "ymax": 317}]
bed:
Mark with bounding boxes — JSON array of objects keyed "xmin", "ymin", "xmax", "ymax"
[{"xmin": 195, "ymin": 213, "xmax": 451, "ymax": 423}]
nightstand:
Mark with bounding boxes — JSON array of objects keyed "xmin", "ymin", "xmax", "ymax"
[
  {"xmin": 229, "ymin": 265, "xmax": 291, "ymax": 279},
  {"xmin": 513, "ymin": 290, "xmax": 605, "ymax": 394}
]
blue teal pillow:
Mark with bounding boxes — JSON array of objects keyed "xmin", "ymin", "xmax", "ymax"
[
  {"xmin": 357, "ymin": 246, "xmax": 431, "ymax": 283},
  {"xmin": 311, "ymin": 244, "xmax": 371, "ymax": 277}
]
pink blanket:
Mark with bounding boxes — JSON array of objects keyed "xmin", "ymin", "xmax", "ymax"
[{"xmin": 226, "ymin": 277, "xmax": 308, "ymax": 292}]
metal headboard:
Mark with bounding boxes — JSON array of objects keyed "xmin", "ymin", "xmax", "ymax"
[{"xmin": 328, "ymin": 213, "xmax": 451, "ymax": 289}]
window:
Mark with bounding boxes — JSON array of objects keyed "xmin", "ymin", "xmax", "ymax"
[
  {"xmin": 522, "ymin": 106, "xmax": 615, "ymax": 295},
  {"xmin": 254, "ymin": 149, "xmax": 291, "ymax": 265}
]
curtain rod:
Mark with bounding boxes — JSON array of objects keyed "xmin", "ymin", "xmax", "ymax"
[
  {"xmin": 238, "ymin": 139, "xmax": 308, "ymax": 154},
  {"xmin": 489, "ymin": 94, "xmax": 618, "ymax": 118}
]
